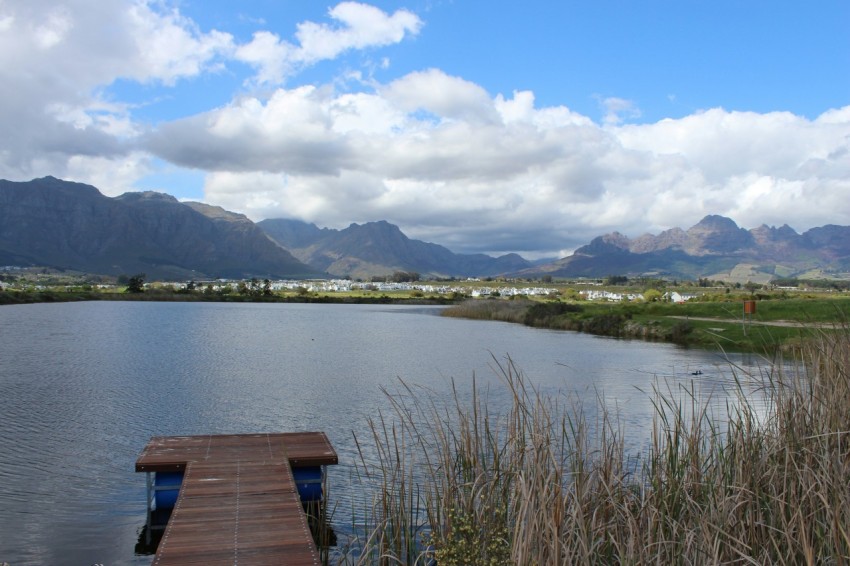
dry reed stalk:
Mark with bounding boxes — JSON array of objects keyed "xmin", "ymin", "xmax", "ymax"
[{"xmin": 339, "ymin": 324, "xmax": 850, "ymax": 565}]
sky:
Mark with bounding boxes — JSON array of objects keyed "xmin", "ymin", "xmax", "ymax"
[{"xmin": 1, "ymin": 0, "xmax": 848, "ymax": 259}]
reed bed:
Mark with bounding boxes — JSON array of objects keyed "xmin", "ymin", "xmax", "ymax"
[
  {"xmin": 441, "ymin": 298, "xmax": 533, "ymax": 323},
  {"xmin": 337, "ymin": 327, "xmax": 850, "ymax": 565}
]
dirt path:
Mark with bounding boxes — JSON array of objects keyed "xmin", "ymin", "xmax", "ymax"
[{"xmin": 668, "ymin": 316, "xmax": 836, "ymax": 329}]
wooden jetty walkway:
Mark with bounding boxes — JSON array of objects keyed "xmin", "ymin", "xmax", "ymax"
[{"xmin": 136, "ymin": 432, "xmax": 338, "ymax": 566}]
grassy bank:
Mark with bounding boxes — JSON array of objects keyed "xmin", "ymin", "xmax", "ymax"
[
  {"xmin": 0, "ymin": 289, "xmax": 103, "ymax": 304},
  {"xmin": 443, "ymin": 297, "xmax": 850, "ymax": 353},
  {"xmin": 341, "ymin": 327, "xmax": 850, "ymax": 565},
  {"xmin": 0, "ymin": 288, "xmax": 456, "ymax": 306}
]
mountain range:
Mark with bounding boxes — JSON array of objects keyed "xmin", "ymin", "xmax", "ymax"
[
  {"xmin": 523, "ymin": 215, "xmax": 850, "ymax": 282},
  {"xmin": 0, "ymin": 177, "xmax": 529, "ymax": 280},
  {"xmin": 1, "ymin": 177, "xmax": 848, "ymax": 282},
  {"xmin": 0, "ymin": 177, "xmax": 319, "ymax": 279},
  {"xmin": 258, "ymin": 218, "xmax": 532, "ymax": 279}
]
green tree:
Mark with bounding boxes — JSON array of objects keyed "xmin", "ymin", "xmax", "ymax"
[
  {"xmin": 642, "ymin": 278, "xmax": 666, "ymax": 290},
  {"xmin": 562, "ymin": 288, "xmax": 582, "ymax": 301},
  {"xmin": 125, "ymin": 273, "xmax": 146, "ymax": 293},
  {"xmin": 388, "ymin": 271, "xmax": 420, "ymax": 283},
  {"xmin": 177, "ymin": 280, "xmax": 196, "ymax": 294},
  {"xmin": 643, "ymin": 288, "xmax": 663, "ymax": 302},
  {"xmin": 249, "ymin": 277, "xmax": 261, "ymax": 297}
]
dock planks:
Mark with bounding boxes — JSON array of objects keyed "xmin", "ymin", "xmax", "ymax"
[{"xmin": 136, "ymin": 432, "xmax": 338, "ymax": 566}]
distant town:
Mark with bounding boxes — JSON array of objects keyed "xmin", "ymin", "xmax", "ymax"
[{"xmin": 0, "ymin": 268, "xmax": 708, "ymax": 303}]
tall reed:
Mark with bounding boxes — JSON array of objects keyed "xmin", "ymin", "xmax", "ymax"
[{"xmin": 339, "ymin": 326, "xmax": 850, "ymax": 565}]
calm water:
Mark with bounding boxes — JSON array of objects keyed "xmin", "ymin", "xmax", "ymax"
[{"xmin": 0, "ymin": 301, "xmax": 772, "ymax": 565}]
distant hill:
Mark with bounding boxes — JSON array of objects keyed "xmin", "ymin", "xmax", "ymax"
[
  {"xmin": 522, "ymin": 215, "xmax": 850, "ymax": 282},
  {"xmin": 4, "ymin": 177, "xmax": 846, "ymax": 283},
  {"xmin": 259, "ymin": 218, "xmax": 532, "ymax": 279},
  {"xmin": 0, "ymin": 177, "xmax": 321, "ymax": 279}
]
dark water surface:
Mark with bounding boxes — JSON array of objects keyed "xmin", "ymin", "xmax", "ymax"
[{"xmin": 0, "ymin": 301, "xmax": 771, "ymax": 565}]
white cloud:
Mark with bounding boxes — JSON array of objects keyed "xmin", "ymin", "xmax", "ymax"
[
  {"xmin": 1, "ymin": 1, "xmax": 233, "ymax": 87},
  {"xmin": 33, "ymin": 5, "xmax": 72, "ymax": 49},
  {"xmin": 0, "ymin": 11, "xmax": 13, "ymax": 32},
  {"xmin": 0, "ymin": 0, "xmax": 234, "ymax": 183},
  {"xmin": 382, "ymin": 69, "xmax": 499, "ymax": 125},
  {"xmin": 156, "ymin": 73, "xmax": 849, "ymax": 255},
  {"xmin": 600, "ymin": 97, "xmax": 641, "ymax": 126},
  {"xmin": 1, "ymin": 1, "xmax": 848, "ymax": 259},
  {"xmin": 235, "ymin": 2, "xmax": 421, "ymax": 85},
  {"xmin": 816, "ymin": 106, "xmax": 850, "ymax": 125},
  {"xmin": 295, "ymin": 2, "xmax": 422, "ymax": 63},
  {"xmin": 616, "ymin": 108, "xmax": 840, "ymax": 182},
  {"xmin": 147, "ymin": 86, "xmax": 354, "ymax": 176},
  {"xmin": 495, "ymin": 90, "xmax": 537, "ymax": 124},
  {"xmin": 0, "ymin": 0, "xmax": 418, "ymax": 187},
  {"xmin": 125, "ymin": 1, "xmax": 234, "ymax": 85},
  {"xmin": 65, "ymin": 152, "xmax": 153, "ymax": 196},
  {"xmin": 234, "ymin": 30, "xmax": 295, "ymax": 86},
  {"xmin": 330, "ymin": 92, "xmax": 406, "ymax": 135}
]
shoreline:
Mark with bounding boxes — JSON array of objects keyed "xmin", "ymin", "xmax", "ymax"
[
  {"xmin": 0, "ymin": 288, "xmax": 456, "ymax": 307},
  {"xmin": 441, "ymin": 298, "xmax": 848, "ymax": 354},
  {"xmin": 4, "ymin": 289, "xmax": 846, "ymax": 355}
]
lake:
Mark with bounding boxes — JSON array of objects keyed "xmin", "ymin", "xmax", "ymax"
[{"xmin": 0, "ymin": 301, "xmax": 773, "ymax": 565}]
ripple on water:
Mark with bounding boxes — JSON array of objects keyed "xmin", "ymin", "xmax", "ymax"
[{"xmin": 0, "ymin": 301, "xmax": 778, "ymax": 565}]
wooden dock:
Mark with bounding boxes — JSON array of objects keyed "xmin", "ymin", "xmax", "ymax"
[{"xmin": 136, "ymin": 432, "xmax": 338, "ymax": 566}]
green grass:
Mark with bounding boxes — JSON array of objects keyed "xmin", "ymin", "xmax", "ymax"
[
  {"xmin": 645, "ymin": 296, "xmax": 850, "ymax": 322},
  {"xmin": 633, "ymin": 297, "xmax": 850, "ymax": 352},
  {"xmin": 632, "ymin": 314, "xmax": 808, "ymax": 352},
  {"xmin": 443, "ymin": 297, "xmax": 850, "ymax": 353}
]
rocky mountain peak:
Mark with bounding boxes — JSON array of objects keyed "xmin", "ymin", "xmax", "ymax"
[
  {"xmin": 184, "ymin": 201, "xmax": 250, "ymax": 223},
  {"xmin": 803, "ymin": 225, "xmax": 850, "ymax": 259},
  {"xmin": 750, "ymin": 223, "xmax": 801, "ymax": 245},
  {"xmin": 116, "ymin": 191, "xmax": 179, "ymax": 204},
  {"xmin": 690, "ymin": 214, "xmax": 741, "ymax": 232},
  {"xmin": 260, "ymin": 217, "xmax": 532, "ymax": 279},
  {"xmin": 629, "ymin": 227, "xmax": 687, "ymax": 253},
  {"xmin": 574, "ymin": 232, "xmax": 631, "ymax": 256},
  {"xmin": 685, "ymin": 215, "xmax": 753, "ymax": 254}
]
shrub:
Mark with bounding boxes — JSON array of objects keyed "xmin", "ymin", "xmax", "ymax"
[
  {"xmin": 523, "ymin": 302, "xmax": 582, "ymax": 326},
  {"xmin": 581, "ymin": 313, "xmax": 625, "ymax": 336},
  {"xmin": 669, "ymin": 320, "xmax": 694, "ymax": 344}
]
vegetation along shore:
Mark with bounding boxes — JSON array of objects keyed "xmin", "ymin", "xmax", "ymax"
[
  {"xmin": 443, "ymin": 294, "xmax": 850, "ymax": 354},
  {"xmin": 2, "ymin": 268, "xmax": 848, "ymax": 354},
  {"xmin": 5, "ymin": 268, "xmax": 849, "ymax": 564},
  {"xmin": 341, "ymin": 326, "xmax": 850, "ymax": 564}
]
